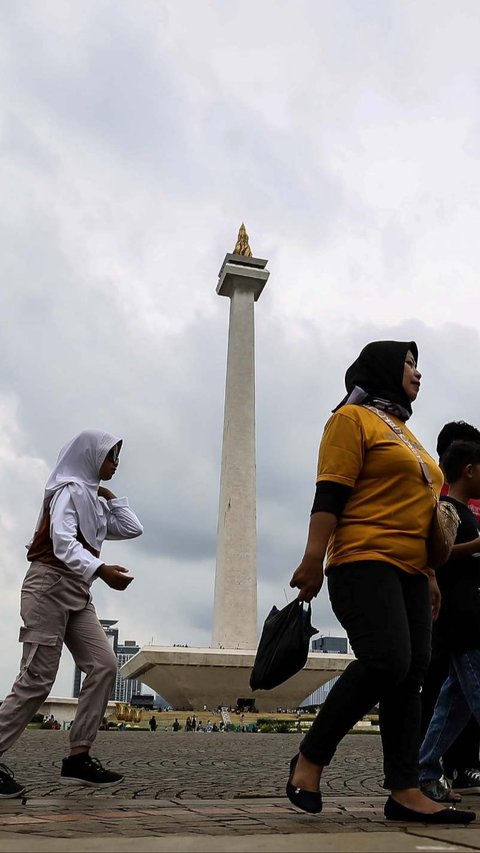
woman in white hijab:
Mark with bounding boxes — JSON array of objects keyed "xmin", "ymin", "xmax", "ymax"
[{"xmin": 0, "ymin": 429, "xmax": 143, "ymax": 798}]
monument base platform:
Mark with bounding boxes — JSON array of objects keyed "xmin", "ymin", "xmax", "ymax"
[{"xmin": 120, "ymin": 646, "xmax": 353, "ymax": 712}]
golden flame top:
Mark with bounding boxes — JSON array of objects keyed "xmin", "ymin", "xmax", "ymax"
[{"xmin": 233, "ymin": 222, "xmax": 252, "ymax": 257}]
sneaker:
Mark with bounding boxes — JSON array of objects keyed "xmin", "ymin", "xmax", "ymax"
[
  {"xmin": 60, "ymin": 754, "xmax": 124, "ymax": 787},
  {"xmin": 0, "ymin": 763, "xmax": 26, "ymax": 799},
  {"xmin": 421, "ymin": 775, "xmax": 462, "ymax": 803},
  {"xmin": 453, "ymin": 768, "xmax": 480, "ymax": 794}
]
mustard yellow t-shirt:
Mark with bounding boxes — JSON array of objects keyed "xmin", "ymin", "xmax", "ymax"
[{"xmin": 317, "ymin": 405, "xmax": 443, "ymax": 575}]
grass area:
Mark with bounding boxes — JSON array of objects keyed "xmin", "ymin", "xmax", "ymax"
[
  {"xmin": 104, "ymin": 708, "xmax": 379, "ymax": 734},
  {"xmin": 26, "ymin": 708, "xmax": 378, "ymax": 734},
  {"xmin": 106, "ymin": 708, "xmax": 310, "ymax": 730},
  {"xmin": 24, "ymin": 707, "xmax": 379, "ymax": 734}
]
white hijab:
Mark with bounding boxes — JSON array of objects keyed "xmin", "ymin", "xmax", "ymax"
[{"xmin": 31, "ymin": 429, "xmax": 122, "ymax": 551}]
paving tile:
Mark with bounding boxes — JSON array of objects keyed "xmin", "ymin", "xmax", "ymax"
[{"xmin": 0, "ymin": 731, "xmax": 477, "ymax": 851}]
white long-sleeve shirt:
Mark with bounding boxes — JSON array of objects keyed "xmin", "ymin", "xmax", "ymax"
[{"xmin": 49, "ymin": 488, "xmax": 143, "ymax": 583}]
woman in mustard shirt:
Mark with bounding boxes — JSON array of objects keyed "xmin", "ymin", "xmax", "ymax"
[{"xmin": 288, "ymin": 340, "xmax": 475, "ymax": 825}]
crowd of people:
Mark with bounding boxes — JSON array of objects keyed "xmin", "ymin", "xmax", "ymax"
[
  {"xmin": 0, "ymin": 339, "xmax": 478, "ymax": 828},
  {"xmin": 288, "ymin": 339, "xmax": 479, "ymax": 824}
]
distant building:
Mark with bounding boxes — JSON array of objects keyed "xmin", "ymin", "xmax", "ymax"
[
  {"xmin": 130, "ymin": 693, "xmax": 154, "ymax": 709},
  {"xmin": 300, "ymin": 636, "xmax": 348, "ymax": 708},
  {"xmin": 73, "ymin": 620, "xmax": 141, "ymax": 703},
  {"xmin": 153, "ymin": 692, "xmax": 170, "ymax": 710},
  {"xmin": 115, "ymin": 639, "xmax": 142, "ymax": 703},
  {"xmin": 300, "ymin": 675, "xmax": 340, "ymax": 709},
  {"xmin": 312, "ymin": 636, "xmax": 348, "ymax": 654}
]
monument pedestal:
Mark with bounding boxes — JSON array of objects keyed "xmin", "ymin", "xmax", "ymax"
[{"xmin": 120, "ymin": 646, "xmax": 353, "ymax": 712}]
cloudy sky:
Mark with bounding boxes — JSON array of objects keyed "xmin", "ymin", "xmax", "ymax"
[{"xmin": 1, "ymin": 0, "xmax": 480, "ymax": 698}]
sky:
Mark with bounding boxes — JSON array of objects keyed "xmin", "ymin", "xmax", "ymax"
[{"xmin": 1, "ymin": 0, "xmax": 480, "ymax": 698}]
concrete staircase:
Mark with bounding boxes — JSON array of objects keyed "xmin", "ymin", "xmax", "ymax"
[{"xmin": 220, "ymin": 707, "xmax": 232, "ymax": 727}]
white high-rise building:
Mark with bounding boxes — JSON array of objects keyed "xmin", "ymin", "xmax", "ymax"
[
  {"xmin": 114, "ymin": 639, "xmax": 142, "ymax": 703},
  {"xmin": 72, "ymin": 622, "xmax": 141, "ymax": 703}
]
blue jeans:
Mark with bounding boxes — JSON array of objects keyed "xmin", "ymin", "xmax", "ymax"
[{"xmin": 419, "ymin": 648, "xmax": 480, "ymax": 782}]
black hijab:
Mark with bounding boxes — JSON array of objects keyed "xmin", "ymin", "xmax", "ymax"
[{"xmin": 334, "ymin": 340, "xmax": 418, "ymax": 420}]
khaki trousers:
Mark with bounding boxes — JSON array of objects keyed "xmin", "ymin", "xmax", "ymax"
[{"xmin": 0, "ymin": 561, "xmax": 118, "ymax": 754}]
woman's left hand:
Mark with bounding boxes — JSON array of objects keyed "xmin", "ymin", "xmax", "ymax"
[{"xmin": 428, "ymin": 574, "xmax": 441, "ymax": 622}]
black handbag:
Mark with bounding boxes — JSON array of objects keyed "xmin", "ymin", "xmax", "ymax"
[{"xmin": 250, "ymin": 598, "xmax": 318, "ymax": 691}]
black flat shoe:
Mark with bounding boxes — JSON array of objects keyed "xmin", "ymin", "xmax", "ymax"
[
  {"xmin": 286, "ymin": 754, "xmax": 322, "ymax": 814},
  {"xmin": 384, "ymin": 796, "xmax": 475, "ymax": 824}
]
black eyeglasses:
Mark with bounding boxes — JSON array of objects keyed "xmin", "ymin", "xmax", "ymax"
[{"xmin": 107, "ymin": 445, "xmax": 120, "ymax": 464}]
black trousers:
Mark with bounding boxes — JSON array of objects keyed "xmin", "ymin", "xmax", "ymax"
[{"xmin": 300, "ymin": 561, "xmax": 432, "ymax": 790}]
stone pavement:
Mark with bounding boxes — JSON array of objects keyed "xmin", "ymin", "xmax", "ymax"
[{"xmin": 0, "ymin": 730, "xmax": 479, "ymax": 852}]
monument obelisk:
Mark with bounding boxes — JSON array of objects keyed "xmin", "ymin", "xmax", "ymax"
[
  {"xmin": 212, "ymin": 224, "xmax": 269, "ymax": 649},
  {"xmin": 120, "ymin": 226, "xmax": 353, "ymax": 711}
]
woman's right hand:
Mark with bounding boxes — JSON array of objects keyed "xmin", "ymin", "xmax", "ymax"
[
  {"xmin": 289, "ymin": 511, "xmax": 336, "ymax": 601},
  {"xmin": 289, "ymin": 556, "xmax": 324, "ymax": 602},
  {"xmin": 97, "ymin": 564, "xmax": 134, "ymax": 590}
]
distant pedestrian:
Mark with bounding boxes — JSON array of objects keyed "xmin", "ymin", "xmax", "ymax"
[
  {"xmin": 149, "ymin": 716, "xmax": 157, "ymax": 732},
  {"xmin": 420, "ymin": 421, "xmax": 480, "ymax": 801},
  {"xmin": 0, "ymin": 429, "xmax": 143, "ymax": 798},
  {"xmin": 420, "ymin": 441, "xmax": 480, "ymax": 797}
]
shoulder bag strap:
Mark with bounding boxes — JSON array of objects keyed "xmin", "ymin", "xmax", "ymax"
[{"xmin": 364, "ymin": 405, "xmax": 436, "ymax": 499}]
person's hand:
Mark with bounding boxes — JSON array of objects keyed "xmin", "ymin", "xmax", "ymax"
[
  {"xmin": 428, "ymin": 573, "xmax": 441, "ymax": 622},
  {"xmin": 96, "ymin": 564, "xmax": 134, "ymax": 591},
  {"xmin": 289, "ymin": 556, "xmax": 324, "ymax": 602},
  {"xmin": 98, "ymin": 486, "xmax": 116, "ymax": 501}
]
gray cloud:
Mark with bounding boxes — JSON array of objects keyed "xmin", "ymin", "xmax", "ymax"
[{"xmin": 1, "ymin": 0, "xmax": 480, "ymax": 697}]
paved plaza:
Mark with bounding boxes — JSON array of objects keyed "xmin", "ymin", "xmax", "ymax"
[{"xmin": 0, "ymin": 730, "xmax": 479, "ymax": 851}]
